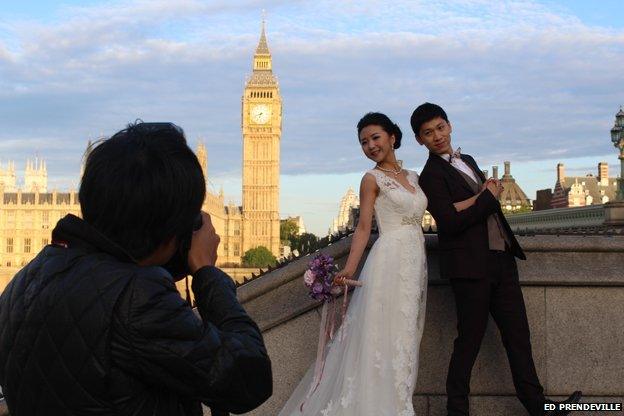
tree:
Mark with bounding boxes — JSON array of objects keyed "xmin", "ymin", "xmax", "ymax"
[
  {"xmin": 242, "ymin": 246, "xmax": 277, "ymax": 268},
  {"xmin": 280, "ymin": 219, "xmax": 299, "ymax": 242},
  {"xmin": 289, "ymin": 232, "xmax": 320, "ymax": 255}
]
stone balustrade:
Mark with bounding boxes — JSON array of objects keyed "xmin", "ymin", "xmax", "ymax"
[
  {"xmin": 236, "ymin": 233, "xmax": 624, "ymax": 416},
  {"xmin": 505, "ymin": 202, "xmax": 624, "ymax": 232}
]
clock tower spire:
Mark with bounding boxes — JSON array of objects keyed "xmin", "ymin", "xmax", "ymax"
[{"xmin": 241, "ymin": 18, "xmax": 282, "ymax": 258}]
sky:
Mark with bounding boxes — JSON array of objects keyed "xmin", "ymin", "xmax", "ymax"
[{"xmin": 0, "ymin": 0, "xmax": 623, "ymax": 235}]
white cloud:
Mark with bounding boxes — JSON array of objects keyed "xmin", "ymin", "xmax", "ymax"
[{"xmin": 0, "ymin": 0, "xmax": 622, "ymax": 232}]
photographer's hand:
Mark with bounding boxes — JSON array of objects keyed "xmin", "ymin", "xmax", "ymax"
[{"xmin": 188, "ymin": 211, "xmax": 220, "ymax": 273}]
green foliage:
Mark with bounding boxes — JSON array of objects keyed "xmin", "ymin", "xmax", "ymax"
[
  {"xmin": 289, "ymin": 232, "xmax": 320, "ymax": 255},
  {"xmin": 503, "ymin": 205, "xmax": 534, "ymax": 216},
  {"xmin": 242, "ymin": 246, "xmax": 277, "ymax": 268},
  {"xmin": 280, "ymin": 219, "xmax": 299, "ymax": 242}
]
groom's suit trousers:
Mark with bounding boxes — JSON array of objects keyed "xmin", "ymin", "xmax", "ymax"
[{"xmin": 446, "ymin": 250, "xmax": 545, "ymax": 416}]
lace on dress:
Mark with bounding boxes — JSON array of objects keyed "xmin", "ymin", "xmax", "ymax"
[{"xmin": 279, "ymin": 169, "xmax": 428, "ymax": 416}]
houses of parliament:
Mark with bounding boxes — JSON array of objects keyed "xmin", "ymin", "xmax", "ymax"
[{"xmin": 0, "ymin": 22, "xmax": 282, "ymax": 277}]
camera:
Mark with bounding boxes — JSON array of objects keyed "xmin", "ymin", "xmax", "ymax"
[{"xmin": 163, "ymin": 213, "xmax": 203, "ymax": 280}]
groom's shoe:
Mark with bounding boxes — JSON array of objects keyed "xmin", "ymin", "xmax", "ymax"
[{"xmin": 544, "ymin": 391, "xmax": 582, "ymax": 415}]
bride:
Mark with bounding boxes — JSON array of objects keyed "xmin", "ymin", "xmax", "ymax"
[{"xmin": 279, "ymin": 112, "xmax": 429, "ymax": 416}]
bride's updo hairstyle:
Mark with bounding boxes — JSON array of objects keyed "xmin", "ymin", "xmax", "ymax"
[{"xmin": 357, "ymin": 112, "xmax": 403, "ymax": 149}]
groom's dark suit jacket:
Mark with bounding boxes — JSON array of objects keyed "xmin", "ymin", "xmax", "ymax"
[{"xmin": 419, "ymin": 152, "xmax": 525, "ymax": 279}]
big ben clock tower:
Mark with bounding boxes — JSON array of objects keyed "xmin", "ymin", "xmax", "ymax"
[{"xmin": 241, "ymin": 20, "xmax": 281, "ymax": 257}]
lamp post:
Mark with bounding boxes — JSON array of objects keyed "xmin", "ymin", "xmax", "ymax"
[{"xmin": 611, "ymin": 107, "xmax": 624, "ymax": 201}]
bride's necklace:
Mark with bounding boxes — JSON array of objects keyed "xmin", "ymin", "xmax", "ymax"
[{"xmin": 375, "ymin": 163, "xmax": 402, "ymax": 175}]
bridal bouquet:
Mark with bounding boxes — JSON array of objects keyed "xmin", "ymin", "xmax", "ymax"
[{"xmin": 303, "ymin": 253, "xmax": 361, "ymax": 301}]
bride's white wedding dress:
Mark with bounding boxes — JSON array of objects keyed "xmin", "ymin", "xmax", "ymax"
[{"xmin": 279, "ymin": 169, "xmax": 428, "ymax": 416}]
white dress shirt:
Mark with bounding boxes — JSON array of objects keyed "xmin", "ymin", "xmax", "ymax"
[{"xmin": 438, "ymin": 151, "xmax": 479, "ymax": 184}]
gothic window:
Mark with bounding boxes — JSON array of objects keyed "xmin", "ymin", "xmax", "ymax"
[
  {"xmin": 24, "ymin": 238, "xmax": 32, "ymax": 254},
  {"xmin": 42, "ymin": 238, "xmax": 49, "ymax": 247},
  {"xmin": 234, "ymin": 243, "xmax": 240, "ymax": 256},
  {"xmin": 24, "ymin": 214, "xmax": 33, "ymax": 229},
  {"xmin": 6, "ymin": 238, "xmax": 13, "ymax": 253}
]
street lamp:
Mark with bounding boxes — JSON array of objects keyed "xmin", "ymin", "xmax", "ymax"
[{"xmin": 611, "ymin": 107, "xmax": 624, "ymax": 201}]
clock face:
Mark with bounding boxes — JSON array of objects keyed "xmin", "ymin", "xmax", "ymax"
[{"xmin": 251, "ymin": 104, "xmax": 271, "ymax": 124}]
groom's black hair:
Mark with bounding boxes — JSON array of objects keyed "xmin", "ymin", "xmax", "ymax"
[{"xmin": 410, "ymin": 103, "xmax": 449, "ymax": 138}]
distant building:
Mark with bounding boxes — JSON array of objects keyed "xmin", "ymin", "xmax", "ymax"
[
  {"xmin": 533, "ymin": 189, "xmax": 553, "ymax": 211},
  {"xmin": 0, "ymin": 161, "xmax": 80, "ymax": 270},
  {"xmin": 0, "ymin": 162, "xmax": 16, "ymax": 192},
  {"xmin": 492, "ymin": 161, "xmax": 532, "ymax": 213},
  {"xmin": 0, "ymin": 159, "xmax": 46, "ymax": 192},
  {"xmin": 329, "ymin": 187, "xmax": 360, "ymax": 235},
  {"xmin": 550, "ymin": 162, "xmax": 618, "ymax": 208}
]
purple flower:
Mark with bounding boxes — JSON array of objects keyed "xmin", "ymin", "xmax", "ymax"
[{"xmin": 312, "ymin": 281, "xmax": 324, "ymax": 295}]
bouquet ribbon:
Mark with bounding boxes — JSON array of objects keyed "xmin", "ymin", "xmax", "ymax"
[{"xmin": 300, "ymin": 279, "xmax": 362, "ymax": 412}]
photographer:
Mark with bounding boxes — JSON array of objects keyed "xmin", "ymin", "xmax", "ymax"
[{"xmin": 0, "ymin": 122, "xmax": 272, "ymax": 415}]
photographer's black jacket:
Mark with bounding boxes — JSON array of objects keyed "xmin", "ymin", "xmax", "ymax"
[{"xmin": 0, "ymin": 214, "xmax": 272, "ymax": 415}]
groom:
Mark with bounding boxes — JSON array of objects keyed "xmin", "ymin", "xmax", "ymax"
[{"xmin": 411, "ymin": 103, "xmax": 581, "ymax": 416}]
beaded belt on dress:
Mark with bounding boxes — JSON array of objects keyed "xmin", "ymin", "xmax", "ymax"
[{"xmin": 401, "ymin": 213, "xmax": 421, "ymax": 226}]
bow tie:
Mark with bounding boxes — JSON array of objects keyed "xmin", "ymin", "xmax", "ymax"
[{"xmin": 449, "ymin": 147, "xmax": 462, "ymax": 163}]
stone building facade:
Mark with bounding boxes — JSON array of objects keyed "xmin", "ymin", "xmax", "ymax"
[
  {"xmin": 550, "ymin": 162, "xmax": 618, "ymax": 208},
  {"xmin": 490, "ymin": 161, "xmax": 532, "ymax": 213},
  {"xmin": 241, "ymin": 21, "xmax": 282, "ymax": 258},
  {"xmin": 0, "ymin": 159, "xmax": 81, "ymax": 290}
]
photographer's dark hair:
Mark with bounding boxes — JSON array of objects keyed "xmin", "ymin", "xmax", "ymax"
[
  {"xmin": 357, "ymin": 112, "xmax": 403, "ymax": 149},
  {"xmin": 410, "ymin": 103, "xmax": 449, "ymax": 137},
  {"xmin": 79, "ymin": 122, "xmax": 206, "ymax": 260}
]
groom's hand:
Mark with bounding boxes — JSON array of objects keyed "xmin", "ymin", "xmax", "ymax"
[{"xmin": 485, "ymin": 178, "xmax": 503, "ymax": 198}]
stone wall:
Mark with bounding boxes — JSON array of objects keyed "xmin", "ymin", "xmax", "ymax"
[{"xmin": 235, "ymin": 234, "xmax": 624, "ymax": 416}]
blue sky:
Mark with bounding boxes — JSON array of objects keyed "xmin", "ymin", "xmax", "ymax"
[{"xmin": 0, "ymin": 0, "xmax": 623, "ymax": 235}]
